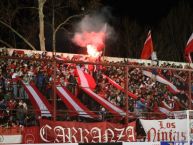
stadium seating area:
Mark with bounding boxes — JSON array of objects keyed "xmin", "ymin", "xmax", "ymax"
[{"xmin": 0, "ymin": 48, "xmax": 192, "ymax": 128}]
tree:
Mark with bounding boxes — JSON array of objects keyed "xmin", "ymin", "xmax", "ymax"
[
  {"xmin": 38, "ymin": 0, "xmax": 46, "ymax": 51},
  {"xmin": 51, "ymin": 0, "xmax": 102, "ymax": 52},
  {"xmin": 0, "ymin": 0, "xmax": 102, "ymax": 52},
  {"xmin": 0, "ymin": 0, "xmax": 37, "ymax": 50}
]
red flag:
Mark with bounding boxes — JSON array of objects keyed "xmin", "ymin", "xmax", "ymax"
[
  {"xmin": 141, "ymin": 31, "xmax": 154, "ymax": 59},
  {"xmin": 185, "ymin": 33, "xmax": 193, "ymax": 63},
  {"xmin": 83, "ymin": 72, "xmax": 96, "ymax": 90},
  {"xmin": 75, "ymin": 67, "xmax": 96, "ymax": 90}
]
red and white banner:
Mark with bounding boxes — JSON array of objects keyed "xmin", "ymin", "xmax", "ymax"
[
  {"xmin": 141, "ymin": 30, "xmax": 154, "ymax": 59},
  {"xmin": 76, "ymin": 66, "xmax": 126, "ymax": 116},
  {"xmin": 56, "ymin": 86, "xmax": 98, "ymax": 118},
  {"xmin": 123, "ymin": 142, "xmax": 160, "ymax": 145},
  {"xmin": 140, "ymin": 119, "xmax": 187, "ymax": 142},
  {"xmin": 19, "ymin": 143, "xmax": 77, "ymax": 145},
  {"xmin": 102, "ymin": 74, "xmax": 138, "ymax": 100},
  {"xmin": 76, "ymin": 66, "xmax": 96, "ymax": 90},
  {"xmin": 0, "ymin": 135, "xmax": 22, "ymax": 144},
  {"xmin": 0, "ymin": 127, "xmax": 22, "ymax": 144},
  {"xmin": 13, "ymin": 49, "xmax": 24, "ymax": 55},
  {"xmin": 22, "ymin": 126, "xmax": 40, "ymax": 144},
  {"xmin": 22, "ymin": 81, "xmax": 53, "ymax": 117},
  {"xmin": 39, "ymin": 119, "xmax": 136, "ymax": 143},
  {"xmin": 142, "ymin": 70, "xmax": 180, "ymax": 94},
  {"xmin": 82, "ymin": 87, "xmax": 126, "ymax": 116},
  {"xmin": 185, "ymin": 32, "xmax": 193, "ymax": 63}
]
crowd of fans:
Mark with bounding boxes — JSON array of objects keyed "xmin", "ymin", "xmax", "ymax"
[
  {"xmin": 102, "ymin": 65, "xmax": 190, "ymax": 117},
  {"xmin": 0, "ymin": 48, "xmax": 192, "ymax": 128}
]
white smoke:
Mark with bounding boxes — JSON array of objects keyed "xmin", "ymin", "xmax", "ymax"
[{"xmin": 73, "ymin": 7, "xmax": 114, "ymax": 39}]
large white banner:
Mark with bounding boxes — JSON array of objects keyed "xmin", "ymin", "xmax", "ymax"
[
  {"xmin": 140, "ymin": 119, "xmax": 187, "ymax": 142},
  {"xmin": 123, "ymin": 142, "xmax": 160, "ymax": 145},
  {"xmin": 190, "ymin": 119, "xmax": 193, "ymax": 141},
  {"xmin": 11, "ymin": 143, "xmax": 78, "ymax": 145},
  {"xmin": 0, "ymin": 135, "xmax": 22, "ymax": 144}
]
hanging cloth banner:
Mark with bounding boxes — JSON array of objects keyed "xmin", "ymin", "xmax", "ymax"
[
  {"xmin": 56, "ymin": 85, "xmax": 98, "ymax": 118},
  {"xmin": 102, "ymin": 74, "xmax": 138, "ymax": 100},
  {"xmin": 76, "ymin": 66, "xmax": 126, "ymax": 116},
  {"xmin": 21, "ymin": 80, "xmax": 53, "ymax": 117}
]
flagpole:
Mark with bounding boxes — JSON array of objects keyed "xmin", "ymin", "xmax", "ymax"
[
  {"xmin": 52, "ymin": 0, "xmax": 57, "ymax": 121},
  {"xmin": 102, "ymin": 23, "xmax": 107, "ymax": 62},
  {"xmin": 188, "ymin": 70, "xmax": 192, "ymax": 109},
  {"xmin": 125, "ymin": 65, "xmax": 129, "ymax": 125}
]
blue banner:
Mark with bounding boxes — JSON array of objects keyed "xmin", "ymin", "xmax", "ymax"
[{"xmin": 161, "ymin": 141, "xmax": 193, "ymax": 145}]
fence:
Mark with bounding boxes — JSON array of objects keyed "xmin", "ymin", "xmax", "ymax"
[{"xmin": 0, "ymin": 49, "xmax": 193, "ymax": 143}]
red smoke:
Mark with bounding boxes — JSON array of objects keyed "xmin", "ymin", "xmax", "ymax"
[{"xmin": 72, "ymin": 31, "xmax": 106, "ymax": 52}]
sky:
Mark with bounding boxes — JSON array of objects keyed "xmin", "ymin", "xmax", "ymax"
[
  {"xmin": 0, "ymin": 0, "xmax": 192, "ymax": 61},
  {"xmin": 103, "ymin": 0, "xmax": 181, "ymax": 26},
  {"xmin": 97, "ymin": 0, "xmax": 193, "ymax": 61}
]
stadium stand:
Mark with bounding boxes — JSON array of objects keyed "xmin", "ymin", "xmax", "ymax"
[{"xmin": 0, "ymin": 48, "xmax": 192, "ymax": 143}]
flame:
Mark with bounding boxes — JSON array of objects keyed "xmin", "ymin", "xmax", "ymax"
[
  {"xmin": 72, "ymin": 24, "xmax": 107, "ymax": 57},
  {"xmin": 87, "ymin": 44, "xmax": 100, "ymax": 57}
]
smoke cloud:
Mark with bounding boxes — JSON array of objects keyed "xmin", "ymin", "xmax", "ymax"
[{"xmin": 72, "ymin": 8, "xmax": 114, "ymax": 52}]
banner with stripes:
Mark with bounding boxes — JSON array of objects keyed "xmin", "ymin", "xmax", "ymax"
[
  {"xmin": 21, "ymin": 81, "xmax": 53, "ymax": 117},
  {"xmin": 76, "ymin": 66, "xmax": 126, "ymax": 116},
  {"xmin": 102, "ymin": 74, "xmax": 138, "ymax": 100},
  {"xmin": 142, "ymin": 70, "xmax": 180, "ymax": 94},
  {"xmin": 56, "ymin": 86, "xmax": 98, "ymax": 118}
]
